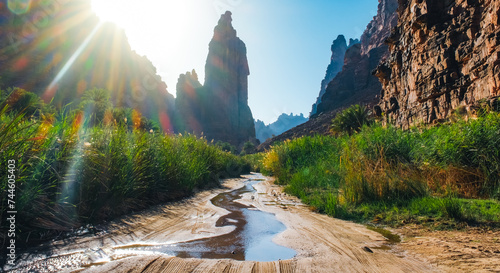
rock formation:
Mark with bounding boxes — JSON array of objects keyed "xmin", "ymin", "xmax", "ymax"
[
  {"xmin": 310, "ymin": 35, "xmax": 350, "ymax": 116},
  {"xmin": 258, "ymin": 0, "xmax": 398, "ymax": 150},
  {"xmin": 360, "ymin": 0, "xmax": 399, "ymax": 56},
  {"xmin": 314, "ymin": 0, "xmax": 398, "ymax": 117},
  {"xmin": 176, "ymin": 11, "xmax": 256, "ymax": 146},
  {"xmin": 175, "ymin": 70, "xmax": 204, "ymax": 134},
  {"xmin": 376, "ymin": 0, "xmax": 500, "ymax": 128}
]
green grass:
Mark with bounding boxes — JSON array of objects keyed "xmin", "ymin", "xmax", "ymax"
[
  {"xmin": 262, "ymin": 111, "xmax": 500, "ymax": 228},
  {"xmin": 0, "ymin": 90, "xmax": 251, "ymax": 246},
  {"xmin": 353, "ymin": 197, "xmax": 500, "ymax": 228}
]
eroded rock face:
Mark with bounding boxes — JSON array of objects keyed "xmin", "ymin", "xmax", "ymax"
[
  {"xmin": 175, "ymin": 70, "xmax": 204, "ymax": 135},
  {"xmin": 314, "ymin": 0, "xmax": 398, "ymax": 116},
  {"xmin": 360, "ymin": 0, "xmax": 399, "ymax": 56},
  {"xmin": 176, "ymin": 11, "xmax": 256, "ymax": 146},
  {"xmin": 376, "ymin": 0, "xmax": 500, "ymax": 128},
  {"xmin": 310, "ymin": 35, "xmax": 349, "ymax": 116}
]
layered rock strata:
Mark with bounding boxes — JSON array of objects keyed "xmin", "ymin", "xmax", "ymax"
[{"xmin": 376, "ymin": 0, "xmax": 500, "ymax": 128}]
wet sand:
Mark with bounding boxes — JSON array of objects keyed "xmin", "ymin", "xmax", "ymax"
[
  {"xmin": 121, "ymin": 178, "xmax": 295, "ymax": 261},
  {"xmin": 12, "ymin": 174, "xmax": 436, "ymax": 272}
]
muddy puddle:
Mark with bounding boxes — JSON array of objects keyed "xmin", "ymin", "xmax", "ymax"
[
  {"xmin": 9, "ymin": 175, "xmax": 295, "ymax": 272},
  {"xmin": 118, "ymin": 178, "xmax": 296, "ymax": 261}
]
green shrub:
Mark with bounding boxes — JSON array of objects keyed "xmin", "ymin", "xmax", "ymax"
[
  {"xmin": 240, "ymin": 140, "xmax": 256, "ymax": 155},
  {"xmin": 331, "ymin": 104, "xmax": 373, "ymax": 135},
  {"xmin": 242, "ymin": 153, "xmax": 264, "ymax": 172},
  {"xmin": 263, "ymin": 136, "xmax": 340, "ymax": 184},
  {"xmin": 79, "ymin": 88, "xmax": 112, "ymax": 126}
]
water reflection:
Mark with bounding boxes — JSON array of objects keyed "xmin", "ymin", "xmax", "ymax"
[{"xmin": 132, "ymin": 177, "xmax": 296, "ymax": 261}]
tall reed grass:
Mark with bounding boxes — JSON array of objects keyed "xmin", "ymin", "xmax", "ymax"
[
  {"xmin": 262, "ymin": 112, "xmax": 500, "ymax": 224},
  {"xmin": 0, "ymin": 96, "xmax": 250, "ymax": 245}
]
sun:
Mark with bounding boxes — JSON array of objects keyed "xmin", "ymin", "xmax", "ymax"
[
  {"xmin": 91, "ymin": 0, "xmax": 143, "ymax": 26},
  {"xmin": 90, "ymin": 0, "xmax": 192, "ymax": 31}
]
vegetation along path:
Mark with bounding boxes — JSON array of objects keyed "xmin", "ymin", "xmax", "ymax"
[{"xmin": 10, "ymin": 174, "xmax": 435, "ymax": 273}]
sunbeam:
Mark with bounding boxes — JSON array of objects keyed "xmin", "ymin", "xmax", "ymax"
[{"xmin": 44, "ymin": 21, "xmax": 104, "ymax": 101}]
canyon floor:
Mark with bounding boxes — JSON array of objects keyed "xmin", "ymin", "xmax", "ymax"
[
  {"xmin": 395, "ymin": 225, "xmax": 500, "ymax": 272},
  {"xmin": 13, "ymin": 174, "xmax": 500, "ymax": 273}
]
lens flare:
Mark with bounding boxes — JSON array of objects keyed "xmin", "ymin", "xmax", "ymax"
[{"xmin": 7, "ymin": 0, "xmax": 32, "ymax": 15}]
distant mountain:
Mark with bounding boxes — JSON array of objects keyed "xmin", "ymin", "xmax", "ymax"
[
  {"xmin": 255, "ymin": 113, "xmax": 308, "ymax": 143},
  {"xmin": 0, "ymin": 0, "xmax": 176, "ymax": 131},
  {"xmin": 176, "ymin": 11, "xmax": 256, "ymax": 146}
]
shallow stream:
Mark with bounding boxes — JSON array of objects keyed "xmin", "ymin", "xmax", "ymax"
[
  {"xmin": 10, "ymin": 175, "xmax": 295, "ymax": 272},
  {"xmin": 120, "ymin": 176, "xmax": 296, "ymax": 261}
]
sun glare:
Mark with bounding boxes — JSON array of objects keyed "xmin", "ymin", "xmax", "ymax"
[
  {"xmin": 91, "ymin": 0, "xmax": 131, "ymax": 26},
  {"xmin": 89, "ymin": 0, "xmax": 197, "ymax": 50},
  {"xmin": 89, "ymin": 0, "xmax": 214, "ymax": 92},
  {"xmin": 90, "ymin": 0, "xmax": 197, "ymax": 33}
]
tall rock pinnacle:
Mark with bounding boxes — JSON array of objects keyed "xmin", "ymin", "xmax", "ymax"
[
  {"xmin": 203, "ymin": 11, "xmax": 255, "ymax": 146},
  {"xmin": 310, "ymin": 35, "xmax": 350, "ymax": 116},
  {"xmin": 314, "ymin": 0, "xmax": 398, "ymax": 117},
  {"xmin": 176, "ymin": 11, "xmax": 256, "ymax": 146}
]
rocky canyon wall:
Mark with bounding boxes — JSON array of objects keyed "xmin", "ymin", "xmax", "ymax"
[
  {"xmin": 310, "ymin": 35, "xmax": 352, "ymax": 116},
  {"xmin": 314, "ymin": 0, "xmax": 398, "ymax": 117},
  {"xmin": 376, "ymin": 0, "xmax": 500, "ymax": 128},
  {"xmin": 259, "ymin": 0, "xmax": 398, "ymax": 150}
]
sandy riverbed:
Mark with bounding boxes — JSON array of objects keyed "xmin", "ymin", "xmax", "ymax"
[{"xmin": 14, "ymin": 174, "xmax": 439, "ymax": 272}]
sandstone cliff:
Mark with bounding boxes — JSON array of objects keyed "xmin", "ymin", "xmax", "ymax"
[
  {"xmin": 175, "ymin": 11, "xmax": 256, "ymax": 146},
  {"xmin": 376, "ymin": 0, "xmax": 500, "ymax": 128},
  {"xmin": 314, "ymin": 0, "xmax": 398, "ymax": 116}
]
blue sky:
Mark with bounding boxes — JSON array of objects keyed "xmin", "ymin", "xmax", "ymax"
[{"xmin": 91, "ymin": 0, "xmax": 379, "ymax": 124}]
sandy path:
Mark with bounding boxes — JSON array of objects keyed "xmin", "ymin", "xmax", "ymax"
[{"xmin": 13, "ymin": 174, "xmax": 435, "ymax": 273}]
